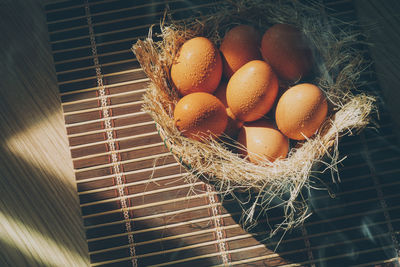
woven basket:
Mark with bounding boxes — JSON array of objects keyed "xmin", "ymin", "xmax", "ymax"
[{"xmin": 132, "ymin": 0, "xmax": 375, "ymax": 235}]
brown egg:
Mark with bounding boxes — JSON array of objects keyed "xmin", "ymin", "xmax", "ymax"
[
  {"xmin": 237, "ymin": 119, "xmax": 289, "ymax": 163},
  {"xmin": 174, "ymin": 92, "xmax": 227, "ymax": 141},
  {"xmin": 261, "ymin": 24, "xmax": 312, "ymax": 81},
  {"xmin": 226, "ymin": 60, "xmax": 278, "ymax": 122},
  {"xmin": 220, "ymin": 25, "xmax": 262, "ymax": 78},
  {"xmin": 214, "ymin": 81, "xmax": 244, "ymax": 137},
  {"xmin": 275, "ymin": 83, "xmax": 328, "ymax": 140},
  {"xmin": 171, "ymin": 37, "xmax": 222, "ymax": 96}
]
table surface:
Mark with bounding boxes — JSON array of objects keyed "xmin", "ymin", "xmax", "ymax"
[
  {"xmin": 0, "ymin": 0, "xmax": 399, "ymax": 266},
  {"xmin": 0, "ymin": 0, "xmax": 89, "ymax": 266}
]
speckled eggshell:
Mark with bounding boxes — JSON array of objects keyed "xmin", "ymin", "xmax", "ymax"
[
  {"xmin": 275, "ymin": 83, "xmax": 328, "ymax": 140},
  {"xmin": 171, "ymin": 37, "xmax": 222, "ymax": 96},
  {"xmin": 214, "ymin": 81, "xmax": 244, "ymax": 137},
  {"xmin": 261, "ymin": 24, "xmax": 312, "ymax": 82},
  {"xmin": 237, "ymin": 119, "xmax": 289, "ymax": 163},
  {"xmin": 220, "ymin": 25, "xmax": 262, "ymax": 78},
  {"xmin": 226, "ymin": 60, "xmax": 278, "ymax": 122},
  {"xmin": 174, "ymin": 92, "xmax": 227, "ymax": 141}
]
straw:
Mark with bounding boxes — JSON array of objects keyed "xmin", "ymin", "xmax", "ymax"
[{"xmin": 132, "ymin": 0, "xmax": 376, "ymax": 236}]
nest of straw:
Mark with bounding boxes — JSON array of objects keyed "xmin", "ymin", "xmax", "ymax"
[{"xmin": 132, "ymin": 0, "xmax": 376, "ymax": 235}]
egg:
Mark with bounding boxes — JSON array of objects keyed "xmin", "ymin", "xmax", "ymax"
[
  {"xmin": 174, "ymin": 92, "xmax": 227, "ymax": 141},
  {"xmin": 226, "ymin": 60, "xmax": 278, "ymax": 122},
  {"xmin": 220, "ymin": 25, "xmax": 262, "ymax": 78},
  {"xmin": 237, "ymin": 119, "xmax": 289, "ymax": 163},
  {"xmin": 171, "ymin": 37, "xmax": 222, "ymax": 96},
  {"xmin": 275, "ymin": 83, "xmax": 328, "ymax": 140},
  {"xmin": 260, "ymin": 24, "xmax": 312, "ymax": 81},
  {"xmin": 214, "ymin": 81, "xmax": 244, "ymax": 137}
]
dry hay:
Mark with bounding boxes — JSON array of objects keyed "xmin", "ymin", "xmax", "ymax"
[{"xmin": 132, "ymin": 0, "xmax": 376, "ymax": 236}]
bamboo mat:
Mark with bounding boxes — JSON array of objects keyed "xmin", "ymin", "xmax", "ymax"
[{"xmin": 43, "ymin": 0, "xmax": 400, "ymax": 266}]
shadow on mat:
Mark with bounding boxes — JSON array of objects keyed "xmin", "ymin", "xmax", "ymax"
[{"xmin": 222, "ymin": 124, "xmax": 400, "ymax": 266}]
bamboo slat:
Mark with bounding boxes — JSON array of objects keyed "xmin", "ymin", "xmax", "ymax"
[{"xmin": 42, "ymin": 0, "xmax": 400, "ymax": 266}]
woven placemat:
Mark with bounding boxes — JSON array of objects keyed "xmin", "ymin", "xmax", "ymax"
[{"xmin": 44, "ymin": 0, "xmax": 400, "ymax": 266}]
